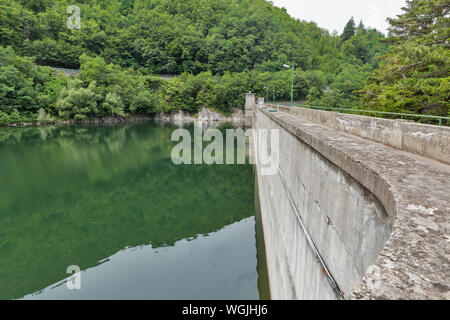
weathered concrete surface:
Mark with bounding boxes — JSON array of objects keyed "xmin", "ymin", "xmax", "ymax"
[
  {"xmin": 245, "ymin": 93, "xmax": 255, "ymax": 127},
  {"xmin": 255, "ymin": 105, "xmax": 449, "ymax": 300},
  {"xmin": 255, "ymin": 111, "xmax": 392, "ymax": 299},
  {"xmin": 272, "ymin": 105, "xmax": 450, "ymax": 165}
]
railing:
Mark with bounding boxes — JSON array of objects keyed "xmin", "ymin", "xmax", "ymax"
[{"xmin": 268, "ymin": 102, "xmax": 450, "ymax": 126}]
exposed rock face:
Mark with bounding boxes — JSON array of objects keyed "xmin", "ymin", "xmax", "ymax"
[
  {"xmin": 154, "ymin": 107, "xmax": 244, "ymax": 124},
  {"xmin": 1, "ymin": 108, "xmax": 244, "ymax": 127},
  {"xmin": 197, "ymin": 108, "xmax": 222, "ymax": 122},
  {"xmin": 63, "ymin": 115, "xmax": 152, "ymax": 125},
  {"xmin": 99, "ymin": 115, "xmax": 152, "ymax": 123}
]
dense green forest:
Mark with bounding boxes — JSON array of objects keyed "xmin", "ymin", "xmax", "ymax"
[{"xmin": 0, "ymin": 0, "xmax": 448, "ymax": 124}]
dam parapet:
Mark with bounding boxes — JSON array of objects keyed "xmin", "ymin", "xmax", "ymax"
[{"xmin": 254, "ymin": 103, "xmax": 449, "ymax": 300}]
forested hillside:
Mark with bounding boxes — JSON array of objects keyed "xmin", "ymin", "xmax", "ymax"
[
  {"xmin": 361, "ymin": 0, "xmax": 449, "ymax": 118},
  {"xmin": 0, "ymin": 0, "xmax": 447, "ymax": 124},
  {"xmin": 1, "ymin": 0, "xmax": 385, "ymax": 74}
]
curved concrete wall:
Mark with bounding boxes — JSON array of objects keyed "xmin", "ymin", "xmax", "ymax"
[
  {"xmin": 272, "ymin": 105, "xmax": 450, "ymax": 164},
  {"xmin": 254, "ymin": 105, "xmax": 450, "ymax": 300},
  {"xmin": 254, "ymin": 110, "xmax": 393, "ymax": 299}
]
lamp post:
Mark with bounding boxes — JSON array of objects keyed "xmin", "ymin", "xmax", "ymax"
[
  {"xmin": 283, "ymin": 61, "xmax": 295, "ymax": 113},
  {"xmin": 264, "ymin": 86, "xmax": 269, "ymax": 104}
]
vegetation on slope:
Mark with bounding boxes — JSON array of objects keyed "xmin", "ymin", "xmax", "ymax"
[
  {"xmin": 360, "ymin": 0, "xmax": 449, "ymax": 118},
  {"xmin": 0, "ymin": 0, "xmax": 447, "ymax": 123}
]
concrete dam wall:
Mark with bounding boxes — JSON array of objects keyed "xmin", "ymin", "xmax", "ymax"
[{"xmin": 250, "ymin": 99, "xmax": 449, "ymax": 300}]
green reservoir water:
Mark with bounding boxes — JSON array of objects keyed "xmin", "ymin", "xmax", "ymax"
[{"xmin": 0, "ymin": 122, "xmax": 269, "ymax": 300}]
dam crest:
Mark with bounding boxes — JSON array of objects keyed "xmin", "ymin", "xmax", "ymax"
[{"xmin": 247, "ymin": 94, "xmax": 450, "ymax": 300}]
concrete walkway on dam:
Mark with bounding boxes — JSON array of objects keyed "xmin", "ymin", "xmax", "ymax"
[{"xmin": 250, "ymin": 99, "xmax": 449, "ymax": 300}]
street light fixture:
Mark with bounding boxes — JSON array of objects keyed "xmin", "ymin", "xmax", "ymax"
[{"xmin": 283, "ymin": 61, "xmax": 295, "ymax": 113}]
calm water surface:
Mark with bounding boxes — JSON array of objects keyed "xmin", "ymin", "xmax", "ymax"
[{"xmin": 0, "ymin": 122, "xmax": 269, "ymax": 300}]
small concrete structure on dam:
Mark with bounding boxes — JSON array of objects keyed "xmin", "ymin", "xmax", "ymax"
[{"xmin": 245, "ymin": 93, "xmax": 449, "ymax": 300}]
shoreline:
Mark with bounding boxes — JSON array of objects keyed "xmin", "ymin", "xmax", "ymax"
[{"xmin": 0, "ymin": 108, "xmax": 245, "ymax": 128}]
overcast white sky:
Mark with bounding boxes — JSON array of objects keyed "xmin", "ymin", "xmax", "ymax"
[{"xmin": 271, "ymin": 0, "xmax": 407, "ymax": 34}]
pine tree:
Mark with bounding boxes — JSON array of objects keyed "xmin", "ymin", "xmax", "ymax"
[
  {"xmin": 387, "ymin": 0, "xmax": 449, "ymax": 45},
  {"xmin": 357, "ymin": 20, "xmax": 365, "ymax": 32},
  {"xmin": 360, "ymin": 0, "xmax": 450, "ymax": 119},
  {"xmin": 341, "ymin": 17, "xmax": 356, "ymax": 42}
]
